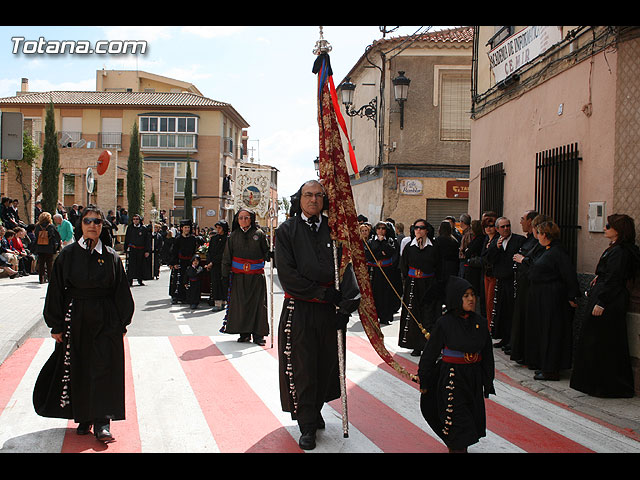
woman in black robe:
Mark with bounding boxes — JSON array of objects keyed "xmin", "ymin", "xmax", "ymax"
[
  {"xmin": 33, "ymin": 205, "xmax": 134, "ymax": 443},
  {"xmin": 527, "ymin": 220, "xmax": 579, "ymax": 381},
  {"xmin": 434, "ymin": 220, "xmax": 461, "ymax": 287},
  {"xmin": 462, "ymin": 220, "xmax": 484, "ymax": 304},
  {"xmin": 206, "ymin": 220, "xmax": 229, "ymax": 312},
  {"xmin": 398, "ymin": 219, "xmax": 441, "ymax": 356},
  {"xmin": 418, "ymin": 275, "xmax": 495, "ymax": 453},
  {"xmin": 570, "ymin": 214, "xmax": 640, "ymax": 397},
  {"xmin": 367, "ymin": 221, "xmax": 402, "ymax": 325},
  {"xmin": 221, "ymin": 208, "xmax": 270, "ymax": 345}
]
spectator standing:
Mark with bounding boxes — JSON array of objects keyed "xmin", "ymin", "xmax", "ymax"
[
  {"xmin": 54, "ymin": 213, "xmax": 74, "ymax": 247},
  {"xmin": 33, "ymin": 212, "xmax": 61, "ymax": 284},
  {"xmin": 570, "ymin": 214, "xmax": 640, "ymax": 397},
  {"xmin": 527, "ymin": 220, "xmax": 579, "ymax": 381},
  {"xmin": 485, "ymin": 217, "xmax": 525, "ymax": 354}
]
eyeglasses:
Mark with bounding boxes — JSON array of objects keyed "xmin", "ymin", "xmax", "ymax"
[
  {"xmin": 414, "ymin": 225, "xmax": 428, "ymax": 230},
  {"xmin": 82, "ymin": 217, "xmax": 103, "ymax": 225},
  {"xmin": 302, "ymin": 192, "xmax": 325, "ymax": 199},
  {"xmin": 485, "ymin": 224, "xmax": 495, "ymax": 228},
  {"xmin": 498, "ymin": 224, "xmax": 511, "ymax": 229}
]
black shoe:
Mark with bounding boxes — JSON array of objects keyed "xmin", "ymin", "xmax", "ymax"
[
  {"xmin": 410, "ymin": 349, "xmax": 421, "ymax": 357},
  {"xmin": 238, "ymin": 335, "xmax": 251, "ymax": 343},
  {"xmin": 534, "ymin": 371, "xmax": 559, "ymax": 381},
  {"xmin": 76, "ymin": 422, "xmax": 92, "ymax": 435},
  {"xmin": 299, "ymin": 431, "xmax": 316, "ymax": 450},
  {"xmin": 138, "ymin": 280, "xmax": 145, "ymax": 286},
  {"xmin": 253, "ymin": 337, "xmax": 266, "ymax": 346},
  {"xmin": 94, "ymin": 422, "xmax": 114, "ymax": 443}
]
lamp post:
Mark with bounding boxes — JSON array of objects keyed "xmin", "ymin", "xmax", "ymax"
[
  {"xmin": 392, "ymin": 71, "xmax": 411, "ymax": 129},
  {"xmin": 339, "ymin": 77, "xmax": 377, "ymax": 127},
  {"xmin": 313, "ymin": 156, "xmax": 320, "ymax": 177}
]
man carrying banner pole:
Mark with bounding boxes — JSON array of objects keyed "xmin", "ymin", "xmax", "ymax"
[{"xmin": 275, "ymin": 180, "xmax": 360, "ymax": 450}]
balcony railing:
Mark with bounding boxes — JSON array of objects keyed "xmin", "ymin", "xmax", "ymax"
[{"xmin": 99, "ymin": 132, "xmax": 122, "ymax": 150}]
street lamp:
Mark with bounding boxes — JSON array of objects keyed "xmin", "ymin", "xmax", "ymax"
[
  {"xmin": 313, "ymin": 156, "xmax": 319, "ymax": 176},
  {"xmin": 392, "ymin": 71, "xmax": 411, "ymax": 129},
  {"xmin": 339, "ymin": 77, "xmax": 377, "ymax": 127}
]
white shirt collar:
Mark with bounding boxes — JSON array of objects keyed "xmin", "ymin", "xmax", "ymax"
[
  {"xmin": 410, "ymin": 236, "xmax": 433, "ymax": 249},
  {"xmin": 301, "ymin": 212, "xmax": 322, "ymax": 229},
  {"xmin": 78, "ymin": 236, "xmax": 103, "ymax": 254}
]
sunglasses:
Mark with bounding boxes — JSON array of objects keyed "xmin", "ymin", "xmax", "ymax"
[
  {"xmin": 82, "ymin": 217, "xmax": 103, "ymax": 225},
  {"xmin": 414, "ymin": 225, "xmax": 428, "ymax": 230},
  {"xmin": 498, "ymin": 224, "xmax": 511, "ymax": 229}
]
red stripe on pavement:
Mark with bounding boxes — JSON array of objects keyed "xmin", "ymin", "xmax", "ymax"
[
  {"xmin": 485, "ymin": 400, "xmax": 593, "ymax": 453},
  {"xmin": 61, "ymin": 337, "xmax": 142, "ymax": 453},
  {"xmin": 170, "ymin": 336, "xmax": 301, "ymax": 453},
  {"xmin": 0, "ymin": 338, "xmax": 44, "ymax": 413},
  {"xmin": 347, "ymin": 335, "xmax": 594, "ymax": 452},
  {"xmin": 329, "ymin": 380, "xmax": 448, "ymax": 453}
]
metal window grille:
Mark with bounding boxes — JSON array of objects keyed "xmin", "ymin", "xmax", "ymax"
[
  {"xmin": 480, "ymin": 162, "xmax": 505, "ymax": 217},
  {"xmin": 535, "ymin": 142, "xmax": 581, "ymax": 265}
]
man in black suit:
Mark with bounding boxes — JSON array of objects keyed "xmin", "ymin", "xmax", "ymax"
[{"xmin": 486, "ymin": 216, "xmax": 525, "ymax": 354}]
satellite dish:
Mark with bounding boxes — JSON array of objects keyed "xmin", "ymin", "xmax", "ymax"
[
  {"xmin": 97, "ymin": 150, "xmax": 111, "ymax": 175},
  {"xmin": 86, "ymin": 167, "xmax": 95, "ymax": 194}
]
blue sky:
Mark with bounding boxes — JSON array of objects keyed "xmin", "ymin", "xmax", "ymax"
[{"xmin": 1, "ymin": 26, "xmax": 447, "ymax": 201}]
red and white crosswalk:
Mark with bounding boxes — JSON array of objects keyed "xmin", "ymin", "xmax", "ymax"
[{"xmin": 1, "ymin": 330, "xmax": 639, "ymax": 453}]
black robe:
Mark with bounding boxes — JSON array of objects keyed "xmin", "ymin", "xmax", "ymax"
[
  {"xmin": 527, "ymin": 241, "xmax": 579, "ymax": 373},
  {"xmin": 170, "ymin": 234, "xmax": 198, "ymax": 301},
  {"xmin": 509, "ymin": 233, "xmax": 544, "ymax": 362},
  {"xmin": 33, "ymin": 241, "xmax": 134, "ymax": 422},
  {"xmin": 485, "ymin": 233, "xmax": 525, "ymax": 341},
  {"xmin": 185, "ymin": 264, "xmax": 203, "ymax": 307},
  {"xmin": 206, "ymin": 233, "xmax": 228, "ymax": 302},
  {"xmin": 221, "ymin": 225, "xmax": 270, "ymax": 337},
  {"xmin": 570, "ymin": 243, "xmax": 640, "ymax": 397},
  {"xmin": 124, "ymin": 223, "xmax": 151, "ymax": 282},
  {"xmin": 398, "ymin": 240, "xmax": 441, "ymax": 351},
  {"xmin": 366, "ymin": 235, "xmax": 402, "ymax": 324},
  {"xmin": 275, "ymin": 214, "xmax": 360, "ymax": 430},
  {"xmin": 419, "ymin": 276, "xmax": 495, "ymax": 450}
]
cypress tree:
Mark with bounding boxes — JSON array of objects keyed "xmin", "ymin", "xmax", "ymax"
[
  {"xmin": 127, "ymin": 121, "xmax": 144, "ymax": 222},
  {"xmin": 184, "ymin": 158, "xmax": 193, "ymax": 222},
  {"xmin": 40, "ymin": 101, "xmax": 60, "ymax": 215}
]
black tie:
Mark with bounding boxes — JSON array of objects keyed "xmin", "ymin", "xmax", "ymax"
[{"xmin": 307, "ymin": 216, "xmax": 318, "ymax": 232}]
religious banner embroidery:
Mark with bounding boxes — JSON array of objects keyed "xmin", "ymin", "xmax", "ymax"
[
  {"xmin": 234, "ymin": 166, "xmax": 272, "ymax": 217},
  {"xmin": 313, "ymin": 52, "xmax": 418, "ymax": 383}
]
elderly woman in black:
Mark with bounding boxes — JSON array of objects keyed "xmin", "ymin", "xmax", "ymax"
[
  {"xmin": 570, "ymin": 214, "xmax": 640, "ymax": 397},
  {"xmin": 33, "ymin": 205, "xmax": 134, "ymax": 443},
  {"xmin": 419, "ymin": 276, "xmax": 495, "ymax": 453},
  {"xmin": 527, "ymin": 220, "xmax": 579, "ymax": 381},
  {"xmin": 367, "ymin": 221, "xmax": 402, "ymax": 325}
]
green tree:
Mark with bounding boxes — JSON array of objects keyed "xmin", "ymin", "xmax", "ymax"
[
  {"xmin": 40, "ymin": 101, "xmax": 60, "ymax": 215},
  {"xmin": 127, "ymin": 121, "xmax": 144, "ymax": 222},
  {"xmin": 184, "ymin": 159, "xmax": 193, "ymax": 221}
]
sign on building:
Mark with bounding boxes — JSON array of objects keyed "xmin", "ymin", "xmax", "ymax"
[{"xmin": 488, "ymin": 26, "xmax": 563, "ymax": 84}]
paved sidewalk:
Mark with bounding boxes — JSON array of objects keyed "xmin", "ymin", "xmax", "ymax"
[
  {"xmin": 2, "ymin": 270, "xmax": 640, "ymax": 441},
  {"xmin": 0, "ymin": 273, "xmax": 48, "ymax": 366}
]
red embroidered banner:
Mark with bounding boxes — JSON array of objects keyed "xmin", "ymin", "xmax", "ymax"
[{"xmin": 314, "ymin": 53, "xmax": 418, "ymax": 383}]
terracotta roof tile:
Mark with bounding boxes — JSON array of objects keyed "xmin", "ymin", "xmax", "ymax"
[{"xmin": 0, "ymin": 90, "xmax": 230, "ymax": 107}]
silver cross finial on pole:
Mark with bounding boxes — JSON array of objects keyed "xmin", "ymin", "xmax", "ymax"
[{"xmin": 313, "ymin": 26, "xmax": 332, "ymax": 55}]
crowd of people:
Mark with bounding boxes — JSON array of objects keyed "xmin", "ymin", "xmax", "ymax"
[
  {"xmin": 3, "ymin": 190, "xmax": 638, "ymax": 451},
  {"xmin": 359, "ymin": 207, "xmax": 639, "ymax": 452}
]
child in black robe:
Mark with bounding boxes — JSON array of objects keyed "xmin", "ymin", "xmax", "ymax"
[
  {"xmin": 185, "ymin": 254, "xmax": 204, "ymax": 309},
  {"xmin": 418, "ymin": 275, "xmax": 495, "ymax": 453}
]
